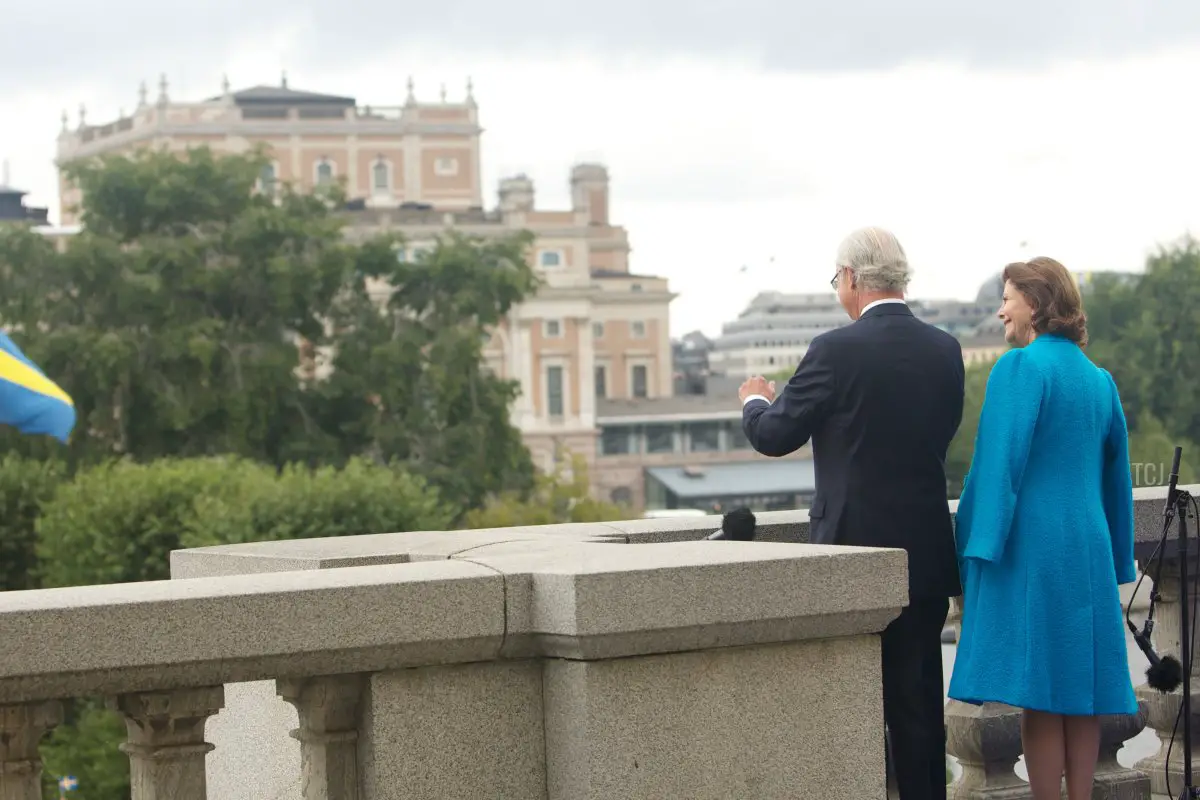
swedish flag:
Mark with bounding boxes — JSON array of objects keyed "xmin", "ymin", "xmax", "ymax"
[{"xmin": 0, "ymin": 331, "xmax": 75, "ymax": 443}]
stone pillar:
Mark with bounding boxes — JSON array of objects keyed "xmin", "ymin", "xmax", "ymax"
[
  {"xmin": 0, "ymin": 700, "xmax": 63, "ymax": 800},
  {"xmin": 1133, "ymin": 558, "xmax": 1200, "ymax": 798},
  {"xmin": 111, "ymin": 686, "xmax": 224, "ymax": 800},
  {"xmin": 278, "ymin": 674, "xmax": 364, "ymax": 800},
  {"xmin": 945, "ymin": 595, "xmax": 1033, "ymax": 799}
]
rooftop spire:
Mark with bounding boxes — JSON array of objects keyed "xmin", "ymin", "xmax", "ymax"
[{"xmin": 281, "ymin": 70, "xmax": 288, "ymax": 89}]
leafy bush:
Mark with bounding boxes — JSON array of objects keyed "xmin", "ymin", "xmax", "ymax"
[
  {"xmin": 34, "ymin": 457, "xmax": 264, "ymax": 588},
  {"xmin": 0, "ymin": 454, "xmax": 65, "ymax": 591},
  {"xmin": 184, "ymin": 457, "xmax": 455, "ymax": 546}
]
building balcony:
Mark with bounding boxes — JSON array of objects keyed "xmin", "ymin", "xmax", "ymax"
[{"xmin": 0, "ymin": 485, "xmax": 1189, "ymax": 799}]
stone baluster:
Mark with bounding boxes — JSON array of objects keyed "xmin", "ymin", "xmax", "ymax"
[
  {"xmin": 110, "ymin": 686, "xmax": 224, "ymax": 800},
  {"xmin": 279, "ymin": 674, "xmax": 365, "ymax": 800},
  {"xmin": 945, "ymin": 595, "xmax": 1033, "ymax": 799},
  {"xmin": 0, "ymin": 700, "xmax": 63, "ymax": 800},
  {"xmin": 1095, "ymin": 706, "xmax": 1150, "ymax": 798},
  {"xmin": 1134, "ymin": 557, "xmax": 1200, "ymax": 797}
]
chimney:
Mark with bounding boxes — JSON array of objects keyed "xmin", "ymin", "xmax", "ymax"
[
  {"xmin": 570, "ymin": 163, "xmax": 609, "ymax": 226},
  {"xmin": 497, "ymin": 174, "xmax": 535, "ymax": 214}
]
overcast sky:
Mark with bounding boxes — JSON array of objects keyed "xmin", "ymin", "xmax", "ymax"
[{"xmin": 3, "ymin": 2, "xmax": 1200, "ymax": 336}]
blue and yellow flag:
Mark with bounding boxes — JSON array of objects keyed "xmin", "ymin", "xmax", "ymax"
[{"xmin": 0, "ymin": 331, "xmax": 75, "ymax": 443}]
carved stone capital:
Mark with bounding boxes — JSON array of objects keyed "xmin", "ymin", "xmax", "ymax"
[
  {"xmin": 279, "ymin": 674, "xmax": 365, "ymax": 800},
  {"xmin": 0, "ymin": 700, "xmax": 63, "ymax": 800},
  {"xmin": 110, "ymin": 686, "xmax": 224, "ymax": 800}
]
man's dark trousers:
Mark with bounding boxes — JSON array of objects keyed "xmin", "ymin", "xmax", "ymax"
[{"xmin": 882, "ymin": 596, "xmax": 950, "ymax": 800}]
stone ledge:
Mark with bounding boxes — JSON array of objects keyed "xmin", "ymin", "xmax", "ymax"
[
  {"xmin": 0, "ymin": 560, "xmax": 505, "ymax": 703},
  {"xmin": 170, "ymin": 524, "xmax": 624, "ymax": 578},
  {"xmin": 456, "ymin": 541, "xmax": 908, "ymax": 660}
]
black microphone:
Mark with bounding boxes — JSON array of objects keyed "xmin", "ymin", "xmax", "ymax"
[
  {"xmin": 1128, "ymin": 618, "xmax": 1183, "ymax": 693},
  {"xmin": 707, "ymin": 507, "xmax": 757, "ymax": 541},
  {"xmin": 1164, "ymin": 445, "xmax": 1183, "ymax": 518}
]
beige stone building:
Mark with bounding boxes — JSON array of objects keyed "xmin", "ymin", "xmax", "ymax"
[{"xmin": 54, "ymin": 76, "xmax": 676, "ymax": 481}]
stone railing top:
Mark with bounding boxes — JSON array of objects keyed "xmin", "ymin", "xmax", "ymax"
[
  {"xmin": 170, "ymin": 483, "xmax": 1194, "ymax": 575},
  {"xmin": 0, "ymin": 539, "xmax": 908, "ymax": 704}
]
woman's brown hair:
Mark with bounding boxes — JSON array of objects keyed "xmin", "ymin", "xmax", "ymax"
[{"xmin": 1001, "ymin": 256, "xmax": 1089, "ymax": 346}]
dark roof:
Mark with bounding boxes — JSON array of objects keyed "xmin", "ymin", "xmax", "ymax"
[
  {"xmin": 647, "ymin": 460, "xmax": 816, "ymax": 499},
  {"xmin": 223, "ymin": 85, "xmax": 356, "ymax": 106}
]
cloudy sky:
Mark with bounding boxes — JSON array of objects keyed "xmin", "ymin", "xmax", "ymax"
[{"xmin": 3, "ymin": 2, "xmax": 1199, "ymax": 336}]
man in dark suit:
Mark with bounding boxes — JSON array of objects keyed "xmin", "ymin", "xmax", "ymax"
[{"xmin": 740, "ymin": 227, "xmax": 965, "ymax": 800}]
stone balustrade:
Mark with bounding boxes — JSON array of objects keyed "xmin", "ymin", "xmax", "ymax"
[
  {"xmin": 0, "ymin": 526, "xmax": 907, "ymax": 799},
  {"xmin": 0, "ymin": 483, "xmax": 1191, "ymax": 799}
]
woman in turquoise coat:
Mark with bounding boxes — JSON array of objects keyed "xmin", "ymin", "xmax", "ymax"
[{"xmin": 949, "ymin": 257, "xmax": 1137, "ymax": 800}]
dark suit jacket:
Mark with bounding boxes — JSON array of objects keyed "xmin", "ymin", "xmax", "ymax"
[{"xmin": 742, "ymin": 302, "xmax": 965, "ymax": 599}]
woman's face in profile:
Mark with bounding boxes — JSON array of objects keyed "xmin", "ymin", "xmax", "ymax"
[{"xmin": 998, "ymin": 280, "xmax": 1035, "ymax": 346}]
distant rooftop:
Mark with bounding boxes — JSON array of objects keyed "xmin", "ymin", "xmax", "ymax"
[
  {"xmin": 647, "ymin": 459, "xmax": 815, "ymax": 500},
  {"xmin": 221, "ymin": 85, "xmax": 356, "ymax": 107}
]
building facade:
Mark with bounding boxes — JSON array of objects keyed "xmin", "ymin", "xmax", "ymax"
[
  {"xmin": 53, "ymin": 76, "xmax": 676, "ymax": 481},
  {"xmin": 708, "ymin": 287, "xmax": 1009, "ymax": 379}
]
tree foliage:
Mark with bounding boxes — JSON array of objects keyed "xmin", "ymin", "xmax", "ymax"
[
  {"xmin": 311, "ymin": 230, "xmax": 540, "ymax": 510},
  {"xmin": 0, "ymin": 147, "xmax": 540, "ymax": 511}
]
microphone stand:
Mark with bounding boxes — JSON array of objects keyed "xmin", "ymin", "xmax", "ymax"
[{"xmin": 1165, "ymin": 446, "xmax": 1198, "ymax": 800}]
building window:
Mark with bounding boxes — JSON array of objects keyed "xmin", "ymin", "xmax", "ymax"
[
  {"xmin": 544, "ymin": 320, "xmax": 562, "ymax": 338},
  {"xmin": 592, "ymin": 321, "xmax": 604, "ymax": 339},
  {"xmin": 546, "ymin": 366, "xmax": 564, "ymax": 417},
  {"xmin": 726, "ymin": 421, "xmax": 751, "ymax": 449},
  {"xmin": 631, "ymin": 284, "xmax": 643, "ymax": 292},
  {"xmin": 688, "ymin": 422, "xmax": 721, "ymax": 453},
  {"xmin": 595, "ymin": 366, "xmax": 607, "ymax": 398},
  {"xmin": 372, "ymin": 159, "xmax": 390, "ymax": 194},
  {"xmin": 631, "ymin": 365, "xmax": 648, "ymax": 399},
  {"xmin": 601, "ymin": 427, "xmax": 633, "ymax": 455},
  {"xmin": 315, "ymin": 159, "xmax": 334, "ymax": 186},
  {"xmin": 644, "ymin": 425, "xmax": 675, "ymax": 454},
  {"xmin": 539, "ymin": 250, "xmax": 563, "ymax": 268},
  {"xmin": 434, "ymin": 157, "xmax": 459, "ymax": 176},
  {"xmin": 631, "ymin": 321, "xmax": 646, "ymax": 338},
  {"xmin": 610, "ymin": 486, "xmax": 633, "ymax": 506},
  {"xmin": 258, "ymin": 163, "xmax": 277, "ymax": 194}
]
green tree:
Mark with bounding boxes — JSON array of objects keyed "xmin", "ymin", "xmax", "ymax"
[
  {"xmin": 1086, "ymin": 237, "xmax": 1200, "ymax": 449},
  {"xmin": 0, "ymin": 146, "xmax": 390, "ymax": 468},
  {"xmin": 461, "ymin": 453, "xmax": 628, "ymax": 528},
  {"xmin": 946, "ymin": 357, "xmax": 997, "ymax": 498},
  {"xmin": 312, "ymin": 230, "xmax": 540, "ymax": 512}
]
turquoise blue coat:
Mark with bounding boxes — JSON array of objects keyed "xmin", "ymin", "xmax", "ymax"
[{"xmin": 948, "ymin": 334, "xmax": 1138, "ymax": 716}]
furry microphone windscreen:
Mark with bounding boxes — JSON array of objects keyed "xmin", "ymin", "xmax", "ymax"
[
  {"xmin": 721, "ymin": 507, "xmax": 757, "ymax": 541},
  {"xmin": 1147, "ymin": 653, "xmax": 1183, "ymax": 693}
]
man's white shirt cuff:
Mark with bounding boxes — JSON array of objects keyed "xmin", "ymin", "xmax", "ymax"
[{"xmin": 742, "ymin": 394, "xmax": 771, "ymax": 408}]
